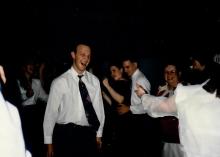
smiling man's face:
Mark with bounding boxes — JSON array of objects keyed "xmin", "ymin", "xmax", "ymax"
[{"xmin": 72, "ymin": 44, "xmax": 91, "ymax": 74}]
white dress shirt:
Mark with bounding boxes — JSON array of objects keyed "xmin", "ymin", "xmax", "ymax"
[
  {"xmin": 0, "ymin": 92, "xmax": 31, "ymax": 157},
  {"xmin": 140, "ymin": 83, "xmax": 220, "ymax": 157},
  {"xmin": 43, "ymin": 67, "xmax": 105, "ymax": 144},
  {"xmin": 130, "ymin": 69, "xmax": 151, "ymax": 114},
  {"xmin": 17, "ymin": 79, "xmax": 48, "ymax": 106}
]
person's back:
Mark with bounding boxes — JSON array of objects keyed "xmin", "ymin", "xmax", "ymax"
[
  {"xmin": 0, "ymin": 65, "xmax": 31, "ymax": 157},
  {"xmin": 175, "ymin": 83, "xmax": 220, "ymax": 157},
  {"xmin": 135, "ymin": 61, "xmax": 220, "ymax": 157}
]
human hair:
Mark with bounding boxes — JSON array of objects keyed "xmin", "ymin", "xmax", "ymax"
[
  {"xmin": 72, "ymin": 39, "xmax": 93, "ymax": 53},
  {"xmin": 190, "ymin": 48, "xmax": 212, "ymax": 66},
  {"xmin": 108, "ymin": 60, "xmax": 123, "ymax": 70},
  {"xmin": 162, "ymin": 58, "xmax": 183, "ymax": 83},
  {"xmin": 106, "ymin": 59, "xmax": 128, "ymax": 80},
  {"xmin": 121, "ymin": 53, "xmax": 138, "ymax": 64},
  {"xmin": 202, "ymin": 63, "xmax": 220, "ymax": 98},
  {"xmin": 163, "ymin": 60, "xmax": 182, "ymax": 75}
]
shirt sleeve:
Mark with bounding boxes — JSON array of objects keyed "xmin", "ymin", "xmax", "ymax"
[
  {"xmin": 0, "ymin": 92, "xmax": 27, "ymax": 157},
  {"xmin": 36, "ymin": 80, "xmax": 48, "ymax": 102},
  {"xmin": 141, "ymin": 94, "xmax": 177, "ymax": 117},
  {"xmin": 95, "ymin": 81, "xmax": 105, "ymax": 138},
  {"xmin": 43, "ymin": 79, "xmax": 63, "ymax": 144},
  {"xmin": 137, "ymin": 76, "xmax": 151, "ymax": 94}
]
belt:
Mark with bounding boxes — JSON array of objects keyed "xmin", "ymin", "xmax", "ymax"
[{"xmin": 55, "ymin": 123, "xmax": 93, "ymax": 130}]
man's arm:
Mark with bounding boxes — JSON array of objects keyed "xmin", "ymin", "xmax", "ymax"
[
  {"xmin": 95, "ymin": 80, "xmax": 105, "ymax": 149},
  {"xmin": 46, "ymin": 144, "xmax": 54, "ymax": 157},
  {"xmin": 135, "ymin": 83, "xmax": 177, "ymax": 117},
  {"xmin": 43, "ymin": 79, "xmax": 63, "ymax": 157}
]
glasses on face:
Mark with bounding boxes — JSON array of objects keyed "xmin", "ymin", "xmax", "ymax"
[{"xmin": 164, "ymin": 70, "xmax": 177, "ymax": 75}]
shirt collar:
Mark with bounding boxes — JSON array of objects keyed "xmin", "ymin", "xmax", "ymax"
[
  {"xmin": 131, "ymin": 68, "xmax": 140, "ymax": 80},
  {"xmin": 70, "ymin": 66, "xmax": 88, "ymax": 81}
]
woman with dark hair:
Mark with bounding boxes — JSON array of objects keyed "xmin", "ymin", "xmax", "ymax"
[
  {"xmin": 156, "ymin": 62, "xmax": 184, "ymax": 157},
  {"xmin": 102, "ymin": 60, "xmax": 133, "ymax": 155},
  {"xmin": 135, "ymin": 63, "xmax": 220, "ymax": 157}
]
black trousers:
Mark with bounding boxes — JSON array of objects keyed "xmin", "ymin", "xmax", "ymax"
[
  {"xmin": 53, "ymin": 123, "xmax": 98, "ymax": 157},
  {"xmin": 21, "ymin": 105, "xmax": 45, "ymax": 157},
  {"xmin": 131, "ymin": 113, "xmax": 162, "ymax": 157}
]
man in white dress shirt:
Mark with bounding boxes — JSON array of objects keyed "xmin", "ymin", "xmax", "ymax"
[
  {"xmin": 16, "ymin": 58, "xmax": 48, "ymax": 157},
  {"xmin": 43, "ymin": 42, "xmax": 105, "ymax": 157},
  {"xmin": 135, "ymin": 63, "xmax": 220, "ymax": 157},
  {"xmin": 122, "ymin": 56, "xmax": 160, "ymax": 156}
]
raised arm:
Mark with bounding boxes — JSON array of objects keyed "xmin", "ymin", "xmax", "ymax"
[
  {"xmin": 135, "ymin": 83, "xmax": 177, "ymax": 117},
  {"xmin": 103, "ymin": 78, "xmax": 124, "ymax": 104}
]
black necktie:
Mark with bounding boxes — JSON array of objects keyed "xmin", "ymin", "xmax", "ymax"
[{"xmin": 78, "ymin": 75, "xmax": 100, "ymax": 131}]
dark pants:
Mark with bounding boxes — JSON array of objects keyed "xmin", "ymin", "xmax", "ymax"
[
  {"xmin": 21, "ymin": 104, "xmax": 46, "ymax": 157},
  {"xmin": 113, "ymin": 111, "xmax": 134, "ymax": 156},
  {"xmin": 53, "ymin": 123, "xmax": 98, "ymax": 157},
  {"xmin": 131, "ymin": 113, "xmax": 162, "ymax": 157}
]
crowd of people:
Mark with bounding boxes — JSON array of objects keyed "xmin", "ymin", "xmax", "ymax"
[{"xmin": 0, "ymin": 41, "xmax": 220, "ymax": 157}]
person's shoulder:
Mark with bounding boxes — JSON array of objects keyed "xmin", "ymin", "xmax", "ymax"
[
  {"xmin": 32, "ymin": 78, "xmax": 41, "ymax": 84},
  {"xmin": 136, "ymin": 69, "xmax": 149, "ymax": 80},
  {"xmin": 86, "ymin": 71, "xmax": 99, "ymax": 81},
  {"xmin": 176, "ymin": 83, "xmax": 202, "ymax": 94},
  {"xmin": 52, "ymin": 70, "xmax": 70, "ymax": 85},
  {"xmin": 6, "ymin": 101, "xmax": 21, "ymax": 123}
]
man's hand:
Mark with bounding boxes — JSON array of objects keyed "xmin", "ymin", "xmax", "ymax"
[
  {"xmin": 102, "ymin": 78, "xmax": 110, "ymax": 88},
  {"xmin": 117, "ymin": 104, "xmax": 130, "ymax": 115},
  {"xmin": 46, "ymin": 144, "xmax": 54, "ymax": 157},
  {"xmin": 96, "ymin": 137, "xmax": 102, "ymax": 150}
]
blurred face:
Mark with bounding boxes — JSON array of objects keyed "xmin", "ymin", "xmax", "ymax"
[
  {"xmin": 71, "ymin": 44, "xmax": 91, "ymax": 74},
  {"xmin": 110, "ymin": 66, "xmax": 123, "ymax": 80},
  {"xmin": 25, "ymin": 64, "xmax": 34, "ymax": 76},
  {"xmin": 122, "ymin": 60, "xmax": 137, "ymax": 77},
  {"xmin": 164, "ymin": 65, "xmax": 179, "ymax": 88},
  {"xmin": 192, "ymin": 59, "xmax": 203, "ymax": 71}
]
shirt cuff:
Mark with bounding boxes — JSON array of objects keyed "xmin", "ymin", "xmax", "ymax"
[
  {"xmin": 44, "ymin": 136, "xmax": 52, "ymax": 144},
  {"xmin": 96, "ymin": 129, "xmax": 103, "ymax": 138}
]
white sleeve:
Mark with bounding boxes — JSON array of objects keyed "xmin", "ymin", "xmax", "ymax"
[
  {"xmin": 43, "ymin": 79, "xmax": 62, "ymax": 144},
  {"xmin": 0, "ymin": 92, "xmax": 30, "ymax": 157},
  {"xmin": 141, "ymin": 94, "xmax": 177, "ymax": 117}
]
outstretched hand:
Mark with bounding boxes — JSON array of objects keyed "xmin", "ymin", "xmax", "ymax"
[{"xmin": 135, "ymin": 83, "xmax": 148, "ymax": 97}]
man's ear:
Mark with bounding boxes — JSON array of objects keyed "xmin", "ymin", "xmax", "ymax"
[
  {"xmin": 120, "ymin": 68, "xmax": 123, "ymax": 73},
  {"xmin": 71, "ymin": 51, "xmax": 75, "ymax": 59},
  {"xmin": 134, "ymin": 62, "xmax": 138, "ymax": 69},
  {"xmin": 178, "ymin": 71, "xmax": 182, "ymax": 77}
]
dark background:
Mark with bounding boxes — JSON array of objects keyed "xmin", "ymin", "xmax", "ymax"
[
  {"xmin": 2, "ymin": 1, "xmax": 220, "ymax": 64},
  {"xmin": 1, "ymin": 0, "xmax": 220, "ymax": 97}
]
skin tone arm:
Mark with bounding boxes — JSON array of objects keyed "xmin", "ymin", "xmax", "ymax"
[
  {"xmin": 103, "ymin": 78, "xmax": 124, "ymax": 104},
  {"xmin": 46, "ymin": 144, "xmax": 54, "ymax": 157},
  {"xmin": 0, "ymin": 65, "xmax": 6, "ymax": 84},
  {"xmin": 96, "ymin": 137, "xmax": 102, "ymax": 150},
  {"xmin": 102, "ymin": 78, "xmax": 130, "ymax": 115},
  {"xmin": 135, "ymin": 83, "xmax": 177, "ymax": 117},
  {"xmin": 102, "ymin": 91, "xmax": 112, "ymax": 105}
]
